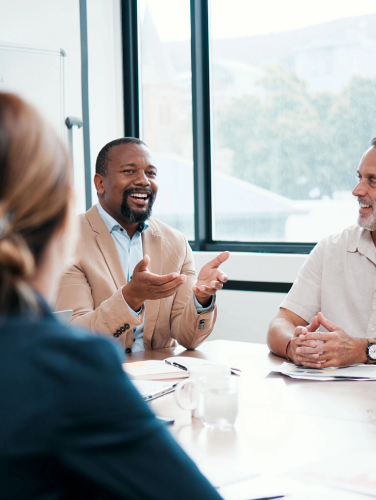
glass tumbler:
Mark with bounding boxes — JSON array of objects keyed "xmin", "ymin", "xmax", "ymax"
[{"xmin": 198, "ymin": 375, "xmax": 238, "ymax": 429}]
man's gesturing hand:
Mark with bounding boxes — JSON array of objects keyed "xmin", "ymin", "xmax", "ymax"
[
  {"xmin": 192, "ymin": 251, "xmax": 230, "ymax": 307},
  {"xmin": 122, "ymin": 254, "xmax": 187, "ymax": 312},
  {"xmin": 287, "ymin": 315, "xmax": 321, "ymax": 368},
  {"xmin": 298, "ymin": 312, "xmax": 368, "ymax": 368}
]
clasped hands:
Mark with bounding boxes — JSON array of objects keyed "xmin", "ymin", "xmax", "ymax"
[
  {"xmin": 122, "ymin": 251, "xmax": 230, "ymax": 312},
  {"xmin": 288, "ymin": 312, "xmax": 367, "ymax": 368}
]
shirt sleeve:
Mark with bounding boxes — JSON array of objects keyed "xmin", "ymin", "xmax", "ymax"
[
  {"xmin": 120, "ymin": 287, "xmax": 143, "ymax": 319},
  {"xmin": 279, "ymin": 239, "xmax": 324, "ymax": 323},
  {"xmin": 56, "ymin": 335, "xmax": 222, "ymax": 500},
  {"xmin": 194, "ymin": 294, "xmax": 216, "ymax": 313}
]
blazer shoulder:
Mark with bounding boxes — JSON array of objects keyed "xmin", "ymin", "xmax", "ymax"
[
  {"xmin": 74, "ymin": 207, "xmax": 109, "ymax": 257},
  {"xmin": 77, "ymin": 206, "xmax": 105, "ymax": 235},
  {"xmin": 148, "ymin": 217, "xmax": 188, "ymax": 246}
]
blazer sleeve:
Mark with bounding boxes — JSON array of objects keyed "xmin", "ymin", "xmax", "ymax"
[
  {"xmin": 169, "ymin": 237, "xmax": 217, "ymax": 349},
  {"xmin": 56, "ymin": 262, "xmax": 142, "ymax": 338},
  {"xmin": 56, "ymin": 336, "xmax": 223, "ymax": 500}
]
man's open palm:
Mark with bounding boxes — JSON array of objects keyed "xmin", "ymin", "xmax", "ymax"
[{"xmin": 193, "ymin": 251, "xmax": 230, "ymax": 307}]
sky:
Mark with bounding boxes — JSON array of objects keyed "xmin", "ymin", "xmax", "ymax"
[{"xmin": 140, "ymin": 0, "xmax": 376, "ymax": 42}]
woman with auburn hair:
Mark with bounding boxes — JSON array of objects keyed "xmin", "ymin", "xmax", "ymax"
[{"xmin": 0, "ymin": 93, "xmax": 222, "ymax": 500}]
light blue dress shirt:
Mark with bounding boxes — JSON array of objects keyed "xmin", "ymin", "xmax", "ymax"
[{"xmin": 96, "ymin": 204, "xmax": 214, "ymax": 353}]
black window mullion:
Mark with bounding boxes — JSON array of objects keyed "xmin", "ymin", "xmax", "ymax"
[
  {"xmin": 121, "ymin": 0, "xmax": 140, "ymax": 138},
  {"xmin": 190, "ymin": 0, "xmax": 212, "ymax": 251}
]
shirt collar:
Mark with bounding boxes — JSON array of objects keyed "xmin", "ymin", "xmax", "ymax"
[
  {"xmin": 96, "ymin": 203, "xmax": 149, "ymax": 235},
  {"xmin": 347, "ymin": 225, "xmax": 376, "ymax": 262}
]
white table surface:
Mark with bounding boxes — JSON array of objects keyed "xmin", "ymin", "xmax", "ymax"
[{"xmin": 127, "ymin": 340, "xmax": 376, "ymax": 498}]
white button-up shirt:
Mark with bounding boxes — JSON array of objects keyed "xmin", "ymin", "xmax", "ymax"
[{"xmin": 280, "ymin": 225, "xmax": 376, "ymax": 338}]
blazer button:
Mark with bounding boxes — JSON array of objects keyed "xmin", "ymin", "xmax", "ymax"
[
  {"xmin": 124, "ymin": 323, "xmax": 130, "ymax": 330},
  {"xmin": 113, "ymin": 332, "xmax": 119, "ymax": 338},
  {"xmin": 120, "ymin": 326, "xmax": 125, "ymax": 333},
  {"xmin": 126, "ymin": 348, "xmax": 132, "ymax": 354}
]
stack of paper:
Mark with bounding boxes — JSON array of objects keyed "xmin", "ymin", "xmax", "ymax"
[{"xmin": 273, "ymin": 362, "xmax": 376, "ymax": 381}]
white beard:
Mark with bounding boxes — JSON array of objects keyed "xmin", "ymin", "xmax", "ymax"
[{"xmin": 357, "ymin": 211, "xmax": 376, "ymax": 231}]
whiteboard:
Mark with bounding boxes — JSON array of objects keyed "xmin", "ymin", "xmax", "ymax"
[{"xmin": 0, "ymin": 42, "xmax": 65, "ymax": 140}]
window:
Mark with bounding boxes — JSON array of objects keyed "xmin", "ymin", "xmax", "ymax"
[
  {"xmin": 122, "ymin": 0, "xmax": 376, "ymax": 252},
  {"xmin": 138, "ymin": 0, "xmax": 195, "ymax": 240},
  {"xmin": 210, "ymin": 0, "xmax": 376, "ymax": 243}
]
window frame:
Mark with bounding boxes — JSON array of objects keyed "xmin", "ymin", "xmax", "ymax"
[{"xmin": 120, "ymin": 0, "xmax": 316, "ymax": 255}]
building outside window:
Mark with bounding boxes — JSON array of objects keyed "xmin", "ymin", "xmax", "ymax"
[{"xmin": 139, "ymin": 0, "xmax": 376, "ymax": 245}]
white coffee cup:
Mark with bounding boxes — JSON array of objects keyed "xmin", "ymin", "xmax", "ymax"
[{"xmin": 174, "ymin": 364, "xmax": 230, "ymax": 418}]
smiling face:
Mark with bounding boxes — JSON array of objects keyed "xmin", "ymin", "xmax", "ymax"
[
  {"xmin": 94, "ymin": 142, "xmax": 158, "ymax": 229},
  {"xmin": 352, "ymin": 146, "xmax": 376, "ymax": 231}
]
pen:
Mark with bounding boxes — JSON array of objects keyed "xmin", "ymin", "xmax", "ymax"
[
  {"xmin": 165, "ymin": 360, "xmax": 188, "ymax": 371},
  {"xmin": 144, "ymin": 383, "xmax": 178, "ymax": 401}
]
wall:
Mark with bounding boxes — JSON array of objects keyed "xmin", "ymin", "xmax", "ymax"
[
  {"xmin": 86, "ymin": 0, "xmax": 124, "ymax": 188},
  {"xmin": 0, "ymin": 0, "xmax": 85, "ymax": 210},
  {"xmin": 0, "ymin": 0, "xmax": 123, "ymax": 211},
  {"xmin": 193, "ymin": 251, "xmax": 308, "ymax": 344}
]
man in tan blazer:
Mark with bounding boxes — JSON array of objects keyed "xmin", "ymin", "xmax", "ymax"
[{"xmin": 57, "ymin": 137, "xmax": 229, "ymax": 352}]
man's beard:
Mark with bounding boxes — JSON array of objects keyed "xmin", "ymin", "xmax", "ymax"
[
  {"xmin": 121, "ymin": 187, "xmax": 155, "ymax": 224},
  {"xmin": 357, "ymin": 197, "xmax": 376, "ymax": 231}
]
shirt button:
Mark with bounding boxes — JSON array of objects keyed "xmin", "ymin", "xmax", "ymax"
[
  {"xmin": 120, "ymin": 228, "xmax": 124, "ymax": 231},
  {"xmin": 126, "ymin": 348, "xmax": 132, "ymax": 354}
]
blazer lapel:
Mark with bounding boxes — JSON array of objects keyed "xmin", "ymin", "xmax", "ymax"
[
  {"xmin": 142, "ymin": 219, "xmax": 162, "ymax": 348},
  {"xmin": 86, "ymin": 206, "xmax": 127, "ymax": 289}
]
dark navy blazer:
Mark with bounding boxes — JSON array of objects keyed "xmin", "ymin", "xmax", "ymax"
[{"xmin": 0, "ymin": 307, "xmax": 222, "ymax": 500}]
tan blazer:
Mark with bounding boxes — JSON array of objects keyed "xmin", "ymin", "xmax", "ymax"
[{"xmin": 56, "ymin": 206, "xmax": 217, "ymax": 351}]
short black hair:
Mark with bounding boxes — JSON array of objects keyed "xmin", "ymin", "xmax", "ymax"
[
  {"xmin": 95, "ymin": 137, "xmax": 147, "ymax": 176},
  {"xmin": 371, "ymin": 137, "xmax": 376, "ymax": 147}
]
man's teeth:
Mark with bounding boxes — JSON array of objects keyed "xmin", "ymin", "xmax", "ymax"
[
  {"xmin": 131, "ymin": 193, "xmax": 148, "ymax": 199},
  {"xmin": 360, "ymin": 202, "xmax": 371, "ymax": 208}
]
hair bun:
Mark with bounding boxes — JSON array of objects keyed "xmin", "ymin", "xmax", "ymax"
[{"xmin": 0, "ymin": 235, "xmax": 35, "ymax": 280}]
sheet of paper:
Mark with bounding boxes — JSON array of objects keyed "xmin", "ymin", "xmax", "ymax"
[
  {"xmin": 164, "ymin": 356, "xmax": 240, "ymax": 374},
  {"xmin": 123, "ymin": 360, "xmax": 188, "ymax": 380},
  {"xmin": 131, "ymin": 380, "xmax": 176, "ymax": 398},
  {"xmin": 219, "ymin": 474, "xmax": 372, "ymax": 500},
  {"xmin": 289, "ymin": 451, "xmax": 376, "ymax": 497},
  {"xmin": 272, "ymin": 362, "xmax": 376, "ymax": 381},
  {"xmin": 218, "ymin": 475, "xmax": 294, "ymax": 499},
  {"xmin": 164, "ymin": 356, "xmax": 216, "ymax": 369}
]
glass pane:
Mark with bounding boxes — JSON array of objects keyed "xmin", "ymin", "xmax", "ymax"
[
  {"xmin": 139, "ymin": 0, "xmax": 194, "ymax": 240},
  {"xmin": 210, "ymin": 0, "xmax": 376, "ymax": 242}
]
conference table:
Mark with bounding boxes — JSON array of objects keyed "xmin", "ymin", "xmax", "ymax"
[{"xmin": 127, "ymin": 340, "xmax": 376, "ymax": 499}]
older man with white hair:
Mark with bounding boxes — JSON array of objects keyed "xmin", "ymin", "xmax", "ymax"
[{"xmin": 268, "ymin": 137, "xmax": 376, "ymax": 368}]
